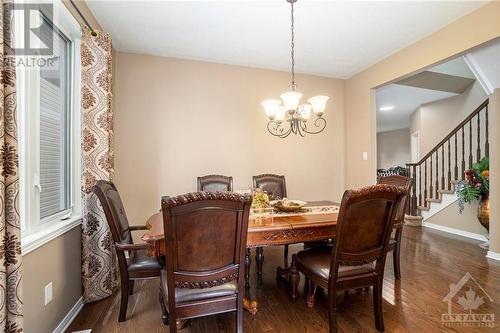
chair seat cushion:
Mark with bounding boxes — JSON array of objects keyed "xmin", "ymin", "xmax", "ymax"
[
  {"xmin": 160, "ymin": 269, "xmax": 237, "ymax": 304},
  {"xmin": 296, "ymin": 247, "xmax": 376, "ymax": 281},
  {"xmin": 127, "ymin": 249, "xmax": 161, "ymax": 276}
]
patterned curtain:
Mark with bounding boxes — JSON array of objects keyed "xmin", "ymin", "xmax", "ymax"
[
  {"xmin": 0, "ymin": 0, "xmax": 23, "ymax": 331},
  {"xmin": 81, "ymin": 28, "xmax": 116, "ymax": 303}
]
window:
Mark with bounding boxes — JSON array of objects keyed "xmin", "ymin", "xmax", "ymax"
[
  {"xmin": 40, "ymin": 20, "xmax": 71, "ymax": 220},
  {"xmin": 17, "ymin": 0, "xmax": 82, "ymax": 254}
]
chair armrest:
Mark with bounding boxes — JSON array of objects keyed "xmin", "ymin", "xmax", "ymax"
[
  {"xmin": 115, "ymin": 242, "xmax": 149, "ymax": 252},
  {"xmin": 129, "ymin": 225, "xmax": 148, "ymax": 231}
]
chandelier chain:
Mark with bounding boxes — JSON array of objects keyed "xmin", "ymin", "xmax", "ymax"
[{"xmin": 290, "ymin": 0, "xmax": 296, "ymax": 91}]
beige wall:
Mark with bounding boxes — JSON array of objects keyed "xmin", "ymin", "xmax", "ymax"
[
  {"xmin": 22, "ymin": 227, "xmax": 82, "ymax": 333},
  {"xmin": 113, "ymin": 53, "xmax": 345, "ymax": 225},
  {"xmin": 345, "ymin": 1, "xmax": 500, "ymax": 189},
  {"xmin": 376, "ymin": 128, "xmax": 410, "ymax": 169},
  {"xmin": 23, "ymin": 2, "xmax": 101, "ymax": 333},
  {"xmin": 410, "ymin": 81, "xmax": 487, "ymax": 157},
  {"xmin": 426, "ymin": 201, "xmax": 487, "ymax": 235}
]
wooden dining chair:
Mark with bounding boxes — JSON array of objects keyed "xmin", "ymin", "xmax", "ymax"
[
  {"xmin": 92, "ymin": 180, "xmax": 161, "ymax": 322},
  {"xmin": 377, "ymin": 175, "xmax": 413, "ymax": 279},
  {"xmin": 252, "ymin": 174, "xmax": 288, "ymax": 285},
  {"xmin": 197, "ymin": 174, "xmax": 233, "ymax": 192},
  {"xmin": 289, "ymin": 184, "xmax": 406, "ymax": 332},
  {"xmin": 253, "ymin": 174, "xmax": 287, "ymax": 200},
  {"xmin": 159, "ymin": 191, "xmax": 252, "ymax": 333}
]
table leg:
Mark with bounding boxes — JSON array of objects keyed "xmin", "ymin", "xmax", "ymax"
[
  {"xmin": 256, "ymin": 247, "xmax": 264, "ymax": 286},
  {"xmin": 244, "ymin": 248, "xmax": 258, "ymax": 315},
  {"xmin": 245, "ymin": 248, "xmax": 251, "ymax": 288},
  {"xmin": 243, "ymin": 297, "xmax": 258, "ymax": 315}
]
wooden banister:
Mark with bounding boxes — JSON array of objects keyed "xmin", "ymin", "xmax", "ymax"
[
  {"xmin": 413, "ymin": 99, "xmax": 488, "ymax": 165},
  {"xmin": 405, "ymin": 99, "xmax": 489, "ymax": 216}
]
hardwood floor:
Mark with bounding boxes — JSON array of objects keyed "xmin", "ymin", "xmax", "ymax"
[{"xmin": 67, "ymin": 226, "xmax": 500, "ymax": 332}]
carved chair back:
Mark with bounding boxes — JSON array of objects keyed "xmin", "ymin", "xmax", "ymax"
[
  {"xmin": 161, "ymin": 191, "xmax": 252, "ymax": 292},
  {"xmin": 377, "ymin": 175, "xmax": 413, "ymax": 226},
  {"xmin": 197, "ymin": 175, "xmax": 233, "ymax": 192},
  {"xmin": 252, "ymin": 174, "xmax": 287, "ymax": 200},
  {"xmin": 330, "ymin": 185, "xmax": 406, "ymax": 281},
  {"xmin": 92, "ymin": 180, "xmax": 133, "ymax": 270}
]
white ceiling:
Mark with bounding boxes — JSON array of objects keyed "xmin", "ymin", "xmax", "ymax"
[
  {"xmin": 86, "ymin": 0, "xmax": 486, "ymax": 79},
  {"xmin": 376, "ymin": 84, "xmax": 456, "ymax": 132}
]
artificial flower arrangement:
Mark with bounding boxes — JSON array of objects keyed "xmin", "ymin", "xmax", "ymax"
[
  {"xmin": 252, "ymin": 188, "xmax": 270, "ymax": 209},
  {"xmin": 456, "ymin": 156, "xmax": 489, "ymax": 213}
]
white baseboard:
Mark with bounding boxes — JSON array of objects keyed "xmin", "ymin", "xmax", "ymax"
[
  {"xmin": 486, "ymin": 251, "xmax": 500, "ymax": 262},
  {"xmin": 53, "ymin": 296, "xmax": 85, "ymax": 333},
  {"xmin": 422, "ymin": 222, "xmax": 488, "ymax": 242}
]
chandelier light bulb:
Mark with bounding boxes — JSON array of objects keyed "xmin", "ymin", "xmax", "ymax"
[
  {"xmin": 275, "ymin": 106, "xmax": 286, "ymax": 123},
  {"xmin": 280, "ymin": 91, "xmax": 303, "ymax": 111},
  {"xmin": 300, "ymin": 104, "xmax": 312, "ymax": 121},
  {"xmin": 307, "ymin": 95, "xmax": 330, "ymax": 117},
  {"xmin": 261, "ymin": 99, "xmax": 282, "ymax": 120}
]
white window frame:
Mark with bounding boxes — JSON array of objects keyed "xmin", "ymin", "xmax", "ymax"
[{"xmin": 18, "ymin": 0, "xmax": 82, "ymax": 255}]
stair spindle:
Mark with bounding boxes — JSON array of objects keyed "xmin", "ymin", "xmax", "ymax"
[
  {"xmin": 447, "ymin": 139, "xmax": 451, "ymax": 190},
  {"xmin": 454, "ymin": 133, "xmax": 458, "ymax": 181},
  {"xmin": 485, "ymin": 105, "xmax": 489, "ymax": 157},
  {"xmin": 418, "ymin": 164, "xmax": 422, "ymax": 206},
  {"xmin": 461, "ymin": 127, "xmax": 465, "ymax": 177},
  {"xmin": 435, "ymin": 150, "xmax": 439, "ymax": 198},
  {"xmin": 424, "ymin": 160, "xmax": 428, "ymax": 208},
  {"xmin": 477, "ymin": 113, "xmax": 481, "ymax": 161},
  {"xmin": 429, "ymin": 155, "xmax": 433, "ymax": 200},
  {"xmin": 469, "ymin": 121, "xmax": 473, "ymax": 169},
  {"xmin": 441, "ymin": 145, "xmax": 445, "ymax": 190}
]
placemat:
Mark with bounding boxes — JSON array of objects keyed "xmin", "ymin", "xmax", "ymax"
[{"xmin": 250, "ymin": 205, "xmax": 339, "ymax": 218}]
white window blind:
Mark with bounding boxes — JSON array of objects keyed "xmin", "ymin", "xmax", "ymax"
[{"xmin": 39, "ymin": 20, "xmax": 71, "ymax": 219}]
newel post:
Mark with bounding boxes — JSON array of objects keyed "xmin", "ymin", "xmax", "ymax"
[{"xmin": 406, "ymin": 163, "xmax": 418, "ymax": 216}]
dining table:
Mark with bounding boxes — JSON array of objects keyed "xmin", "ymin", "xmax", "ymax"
[{"xmin": 141, "ymin": 200, "xmax": 339, "ymax": 315}]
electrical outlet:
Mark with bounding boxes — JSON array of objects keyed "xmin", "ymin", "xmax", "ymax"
[
  {"xmin": 44, "ymin": 282, "xmax": 53, "ymax": 305},
  {"xmin": 362, "ymin": 151, "xmax": 368, "ymax": 161}
]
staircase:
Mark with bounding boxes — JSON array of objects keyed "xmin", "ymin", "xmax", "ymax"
[{"xmin": 405, "ymin": 99, "xmax": 489, "ymax": 222}]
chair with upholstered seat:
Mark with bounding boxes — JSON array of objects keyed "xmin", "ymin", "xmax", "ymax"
[
  {"xmin": 252, "ymin": 174, "xmax": 288, "ymax": 285},
  {"xmin": 253, "ymin": 174, "xmax": 287, "ymax": 200},
  {"xmin": 159, "ymin": 191, "xmax": 252, "ymax": 333},
  {"xmin": 93, "ymin": 180, "xmax": 161, "ymax": 322},
  {"xmin": 377, "ymin": 175, "xmax": 413, "ymax": 279},
  {"xmin": 197, "ymin": 174, "xmax": 233, "ymax": 192},
  {"xmin": 289, "ymin": 184, "xmax": 406, "ymax": 332}
]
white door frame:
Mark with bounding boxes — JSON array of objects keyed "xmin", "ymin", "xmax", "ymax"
[{"xmin": 411, "ymin": 130, "xmax": 420, "ymax": 163}]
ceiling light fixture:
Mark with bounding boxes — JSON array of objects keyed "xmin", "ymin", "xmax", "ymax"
[
  {"xmin": 261, "ymin": 0, "xmax": 329, "ymax": 138},
  {"xmin": 379, "ymin": 106, "xmax": 395, "ymax": 111}
]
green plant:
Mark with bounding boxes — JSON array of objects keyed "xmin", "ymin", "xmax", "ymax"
[{"xmin": 456, "ymin": 157, "xmax": 489, "ymax": 213}]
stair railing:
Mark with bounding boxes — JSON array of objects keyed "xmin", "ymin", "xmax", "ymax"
[{"xmin": 406, "ymin": 99, "xmax": 489, "ymax": 216}]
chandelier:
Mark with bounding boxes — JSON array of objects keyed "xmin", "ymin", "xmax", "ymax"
[{"xmin": 261, "ymin": 0, "xmax": 329, "ymax": 138}]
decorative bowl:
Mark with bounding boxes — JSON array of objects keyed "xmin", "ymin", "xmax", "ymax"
[{"xmin": 271, "ymin": 199, "xmax": 307, "ymax": 212}]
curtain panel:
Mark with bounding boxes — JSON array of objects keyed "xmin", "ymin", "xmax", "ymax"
[
  {"xmin": 81, "ymin": 28, "xmax": 116, "ymax": 303},
  {"xmin": 0, "ymin": 0, "xmax": 23, "ymax": 331}
]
